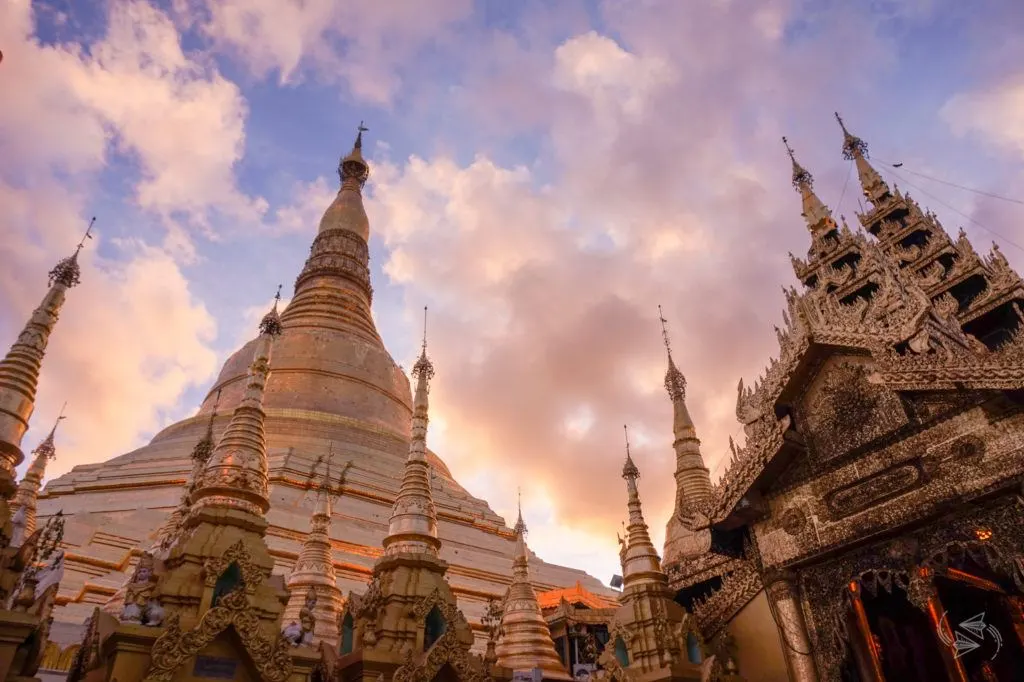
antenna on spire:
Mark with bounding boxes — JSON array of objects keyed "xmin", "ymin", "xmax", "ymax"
[
  {"xmin": 77, "ymin": 217, "xmax": 96, "ymax": 253},
  {"xmin": 355, "ymin": 121, "xmax": 368, "ymax": 149},
  {"xmin": 835, "ymin": 111, "xmax": 868, "ymax": 159},
  {"xmin": 657, "ymin": 305, "xmax": 673, "ymax": 357},
  {"xmin": 422, "ymin": 306, "xmax": 428, "ymax": 354},
  {"xmin": 782, "ymin": 136, "xmax": 796, "ymax": 161},
  {"xmin": 412, "ymin": 306, "xmax": 435, "ymax": 381},
  {"xmin": 622, "ymin": 424, "xmax": 640, "ymax": 480},
  {"xmin": 274, "ymin": 284, "xmax": 282, "ymax": 304},
  {"xmin": 517, "ymin": 486, "xmax": 522, "ymax": 515}
]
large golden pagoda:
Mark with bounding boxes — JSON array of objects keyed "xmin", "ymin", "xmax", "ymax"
[{"xmin": 34, "ymin": 128, "xmax": 616, "ymax": 664}]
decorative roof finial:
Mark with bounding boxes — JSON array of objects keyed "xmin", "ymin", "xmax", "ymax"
[
  {"xmin": 514, "ymin": 487, "xmax": 526, "ymax": 536},
  {"xmin": 782, "ymin": 136, "xmax": 813, "ymax": 190},
  {"xmin": 48, "ymin": 216, "xmax": 95, "ymax": 288},
  {"xmin": 835, "ymin": 111, "xmax": 868, "ymax": 160},
  {"xmin": 658, "ymin": 305, "xmax": 686, "ymax": 402},
  {"xmin": 412, "ymin": 306, "xmax": 434, "ymax": 381},
  {"xmin": 622, "ymin": 425, "xmax": 640, "ymax": 480},
  {"xmin": 259, "ymin": 286, "xmax": 284, "ymax": 337},
  {"xmin": 339, "ymin": 122, "xmax": 371, "ymax": 187}
]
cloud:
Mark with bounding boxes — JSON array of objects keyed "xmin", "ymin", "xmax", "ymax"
[
  {"xmin": 186, "ymin": 0, "xmax": 475, "ymax": 104},
  {"xmin": 943, "ymin": 77, "xmax": 1024, "ymax": 158},
  {"xmin": 0, "ymin": 0, "xmax": 249, "ymax": 478},
  {"xmin": 0, "ymin": 184, "xmax": 218, "ymax": 481},
  {"xmin": 361, "ymin": 0, "xmax": 1012, "ymax": 572}
]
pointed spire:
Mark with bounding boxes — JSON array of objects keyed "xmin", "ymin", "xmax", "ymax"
[
  {"xmin": 382, "ymin": 308, "xmax": 440, "ymax": 555},
  {"xmin": 190, "ymin": 291, "xmax": 281, "ymax": 520},
  {"xmin": 283, "ymin": 452, "xmax": 343, "ymax": 647},
  {"xmin": 0, "ymin": 219, "xmax": 93, "ymax": 484},
  {"xmin": 11, "ymin": 407, "xmax": 66, "ymax": 537},
  {"xmin": 782, "ymin": 137, "xmax": 836, "ymax": 234},
  {"xmin": 834, "ymin": 112, "xmax": 890, "ymax": 205},
  {"xmin": 495, "ymin": 496, "xmax": 573, "ymax": 680},
  {"xmin": 283, "ymin": 122, "xmax": 377, "ymax": 340},
  {"xmin": 153, "ymin": 393, "xmax": 221, "ymax": 552},
  {"xmin": 620, "ymin": 426, "xmax": 667, "ymax": 591},
  {"xmin": 657, "ymin": 308, "xmax": 712, "ymax": 513}
]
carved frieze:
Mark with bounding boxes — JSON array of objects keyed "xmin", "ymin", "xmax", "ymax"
[
  {"xmin": 799, "ymin": 359, "xmax": 908, "ymax": 468},
  {"xmin": 824, "ymin": 462, "xmax": 921, "ymax": 520}
]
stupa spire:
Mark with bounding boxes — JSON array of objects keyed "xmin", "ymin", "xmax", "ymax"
[
  {"xmin": 783, "ymin": 136, "xmax": 836, "ymax": 234},
  {"xmin": 190, "ymin": 290, "xmax": 282, "ymax": 520},
  {"xmin": 0, "ymin": 218, "xmax": 93, "ymax": 487},
  {"xmin": 153, "ymin": 392, "xmax": 220, "ymax": 552},
  {"xmin": 283, "ymin": 452, "xmax": 346, "ymax": 647},
  {"xmin": 835, "ymin": 112, "xmax": 890, "ymax": 206},
  {"xmin": 620, "ymin": 426, "xmax": 667, "ymax": 590},
  {"xmin": 382, "ymin": 307, "xmax": 441, "ymax": 555},
  {"xmin": 495, "ymin": 495, "xmax": 573, "ymax": 680},
  {"xmin": 658, "ymin": 307, "xmax": 712, "ymax": 513},
  {"xmin": 282, "ymin": 122, "xmax": 378, "ymax": 341},
  {"xmin": 11, "ymin": 407, "xmax": 66, "ymax": 537}
]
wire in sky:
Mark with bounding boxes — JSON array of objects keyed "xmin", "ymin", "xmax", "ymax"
[{"xmin": 874, "ymin": 159, "xmax": 1024, "ymax": 207}]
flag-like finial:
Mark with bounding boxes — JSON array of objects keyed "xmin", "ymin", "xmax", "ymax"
[
  {"xmin": 259, "ymin": 286, "xmax": 284, "ymax": 337},
  {"xmin": 659, "ymin": 306, "xmax": 686, "ymax": 402},
  {"xmin": 835, "ymin": 111, "xmax": 868, "ymax": 160},
  {"xmin": 622, "ymin": 424, "xmax": 639, "ymax": 480},
  {"xmin": 782, "ymin": 137, "xmax": 813, "ymax": 189},
  {"xmin": 48, "ymin": 216, "xmax": 96, "ymax": 288},
  {"xmin": 412, "ymin": 306, "xmax": 434, "ymax": 380}
]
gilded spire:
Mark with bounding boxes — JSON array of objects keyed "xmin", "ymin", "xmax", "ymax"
[
  {"xmin": 782, "ymin": 136, "xmax": 836, "ymax": 234},
  {"xmin": 153, "ymin": 393, "xmax": 221, "ymax": 552},
  {"xmin": 283, "ymin": 453, "xmax": 345, "ymax": 647},
  {"xmin": 11, "ymin": 407, "xmax": 66, "ymax": 537},
  {"xmin": 495, "ymin": 498, "xmax": 573, "ymax": 680},
  {"xmin": 657, "ymin": 307, "xmax": 712, "ymax": 512},
  {"xmin": 620, "ymin": 426, "xmax": 667, "ymax": 590},
  {"xmin": 283, "ymin": 122, "xmax": 378, "ymax": 341},
  {"xmin": 835, "ymin": 112, "xmax": 890, "ymax": 205},
  {"xmin": 190, "ymin": 291, "xmax": 281, "ymax": 519},
  {"xmin": 382, "ymin": 307, "xmax": 440, "ymax": 555},
  {"xmin": 0, "ymin": 219, "xmax": 93, "ymax": 482}
]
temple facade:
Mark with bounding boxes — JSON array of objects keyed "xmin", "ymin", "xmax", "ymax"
[{"xmin": 662, "ymin": 116, "xmax": 1024, "ymax": 682}]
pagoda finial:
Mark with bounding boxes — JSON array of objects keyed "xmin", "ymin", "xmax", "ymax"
[
  {"xmin": 782, "ymin": 136, "xmax": 814, "ymax": 190},
  {"xmin": 782, "ymin": 136, "xmax": 835, "ymax": 234},
  {"xmin": 622, "ymin": 425, "xmax": 640, "ymax": 480},
  {"xmin": 48, "ymin": 216, "xmax": 94, "ymax": 288},
  {"xmin": 514, "ymin": 487, "xmax": 526, "ymax": 536},
  {"xmin": 834, "ymin": 112, "xmax": 867, "ymax": 159},
  {"xmin": 658, "ymin": 306, "xmax": 686, "ymax": 402},
  {"xmin": 259, "ymin": 286, "xmax": 284, "ymax": 337},
  {"xmin": 412, "ymin": 306, "xmax": 434, "ymax": 382},
  {"xmin": 834, "ymin": 112, "xmax": 889, "ymax": 205},
  {"xmin": 339, "ymin": 121, "xmax": 371, "ymax": 187},
  {"xmin": 11, "ymin": 404, "xmax": 68, "ymax": 538}
]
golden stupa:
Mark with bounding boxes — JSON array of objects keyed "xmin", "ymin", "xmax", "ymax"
[{"xmin": 36, "ymin": 129, "xmax": 615, "ymax": 650}]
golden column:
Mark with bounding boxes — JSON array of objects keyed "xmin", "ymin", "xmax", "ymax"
[{"xmin": 764, "ymin": 572, "xmax": 819, "ymax": 682}]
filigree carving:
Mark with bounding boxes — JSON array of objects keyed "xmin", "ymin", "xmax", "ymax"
[
  {"xmin": 391, "ymin": 592, "xmax": 481, "ymax": 682},
  {"xmin": 143, "ymin": 588, "xmax": 293, "ymax": 682},
  {"xmin": 780, "ymin": 507, "xmax": 807, "ymax": 536},
  {"xmin": 201, "ymin": 540, "xmax": 265, "ymax": 594},
  {"xmin": 825, "ymin": 463, "xmax": 921, "ymax": 519}
]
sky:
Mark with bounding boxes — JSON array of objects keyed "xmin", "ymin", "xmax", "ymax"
[{"xmin": 2, "ymin": 0, "xmax": 1024, "ymax": 588}]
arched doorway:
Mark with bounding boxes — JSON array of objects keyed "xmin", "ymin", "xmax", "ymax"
[{"xmin": 927, "ymin": 542, "xmax": 1024, "ymax": 682}]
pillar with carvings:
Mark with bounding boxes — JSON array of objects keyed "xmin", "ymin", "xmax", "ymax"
[{"xmin": 764, "ymin": 573, "xmax": 819, "ymax": 682}]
